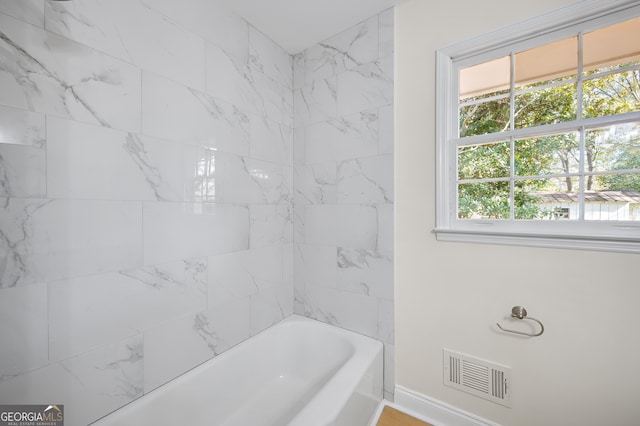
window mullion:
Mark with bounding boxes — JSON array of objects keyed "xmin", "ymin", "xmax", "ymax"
[
  {"xmin": 509, "ymin": 52, "xmax": 516, "ymax": 220},
  {"xmin": 577, "ymin": 32, "xmax": 586, "ymax": 221}
]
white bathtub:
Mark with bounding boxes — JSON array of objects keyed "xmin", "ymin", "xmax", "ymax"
[{"xmin": 92, "ymin": 315, "xmax": 384, "ymax": 426}]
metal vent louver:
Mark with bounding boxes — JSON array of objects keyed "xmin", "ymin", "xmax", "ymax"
[{"xmin": 443, "ymin": 349, "xmax": 512, "ymax": 407}]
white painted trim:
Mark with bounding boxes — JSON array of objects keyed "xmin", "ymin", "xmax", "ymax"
[
  {"xmin": 439, "ymin": 0, "xmax": 640, "ymax": 61},
  {"xmin": 434, "ymin": 228, "xmax": 640, "ymax": 254},
  {"xmin": 394, "ymin": 386, "xmax": 501, "ymax": 426},
  {"xmin": 435, "ymin": 49, "xmax": 454, "ymax": 230},
  {"xmin": 368, "ymin": 401, "xmax": 387, "ymax": 426}
]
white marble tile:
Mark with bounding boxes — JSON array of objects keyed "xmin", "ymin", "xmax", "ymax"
[
  {"xmin": 293, "ymin": 53, "xmax": 305, "ymax": 90},
  {"xmin": 0, "ymin": 198, "xmax": 142, "ymax": 288},
  {"xmin": 378, "ymin": 298, "xmax": 395, "ymax": 345},
  {"xmin": 142, "ymin": 72, "xmax": 250, "ymax": 156},
  {"xmin": 250, "ymin": 70, "xmax": 289, "ymax": 125},
  {"xmin": 249, "ymin": 27, "xmax": 292, "ymax": 90},
  {"xmin": 294, "ymin": 163, "xmax": 337, "ymax": 205},
  {"xmin": 44, "ymin": 0, "xmax": 127, "ymax": 57},
  {"xmin": 383, "ymin": 343, "xmax": 395, "ymax": 397},
  {"xmin": 377, "ymin": 204, "xmax": 394, "ymax": 253},
  {"xmin": 49, "ymin": 258, "xmax": 207, "ymax": 360},
  {"xmin": 0, "ymin": 335, "xmax": 144, "ymax": 426},
  {"xmin": 143, "ymin": 201, "xmax": 248, "ymax": 266},
  {"xmin": 337, "ymin": 56, "xmax": 394, "ymax": 117},
  {"xmin": 201, "ymin": 6, "xmax": 249, "ymax": 69},
  {"xmin": 0, "ymin": 143, "xmax": 46, "ymax": 198},
  {"xmin": 144, "ymin": 297, "xmax": 251, "ymax": 392},
  {"xmin": 0, "ymin": 13, "xmax": 142, "ymax": 133},
  {"xmin": 206, "ymin": 42, "xmax": 258, "ymax": 117},
  {"xmin": 285, "ymin": 164, "xmax": 294, "ymax": 201},
  {"xmin": 302, "ymin": 285, "xmax": 378, "ymax": 339},
  {"xmin": 304, "ymin": 109, "xmax": 378, "ymax": 164},
  {"xmin": 44, "ymin": 0, "xmax": 131, "ymax": 63},
  {"xmin": 337, "ymin": 248, "xmax": 393, "ymax": 300},
  {"xmin": 379, "ymin": 104, "xmax": 394, "ymax": 155},
  {"xmin": 305, "ymin": 204, "xmax": 377, "ymax": 249},
  {"xmin": 0, "ymin": 0, "xmax": 44, "ymax": 27},
  {"xmin": 250, "ymin": 282, "xmax": 291, "ymax": 335},
  {"xmin": 47, "ymin": 117, "xmax": 197, "ymax": 202},
  {"xmin": 379, "ymin": 8, "xmax": 395, "ymax": 59},
  {"xmin": 289, "ymin": 244, "xmax": 304, "ymax": 315},
  {"xmin": 293, "ymin": 78, "xmax": 337, "ymax": 127},
  {"xmin": 337, "ymin": 155, "xmax": 394, "ymax": 203},
  {"xmin": 282, "ymin": 75, "xmax": 295, "ymax": 129},
  {"xmin": 215, "ymin": 154, "xmax": 290, "ymax": 204},
  {"xmin": 109, "ymin": 0, "xmax": 206, "ymax": 91},
  {"xmin": 294, "ymin": 244, "xmax": 337, "ymax": 289},
  {"xmin": 250, "ymin": 116, "xmax": 293, "ymax": 164},
  {"xmin": 283, "ymin": 243, "xmax": 294, "ymax": 284},
  {"xmin": 208, "ymin": 246, "xmax": 282, "ymax": 307},
  {"xmin": 250, "ymin": 204, "xmax": 293, "ymax": 248},
  {"xmin": 0, "ymin": 284, "xmax": 48, "ymax": 381},
  {"xmin": 143, "ymin": 311, "xmax": 213, "ymax": 393},
  {"xmin": 293, "ymin": 204, "xmax": 305, "ymax": 244},
  {"xmin": 294, "ymin": 284, "xmax": 305, "ymax": 316},
  {"xmin": 303, "ymin": 43, "xmax": 347, "ymax": 86},
  {"xmin": 184, "ymin": 147, "xmax": 218, "ymax": 202},
  {"xmin": 320, "ymin": 15, "xmax": 379, "ymax": 71},
  {"xmin": 293, "ymin": 127, "xmax": 305, "ymax": 165},
  {"xmin": 144, "ymin": 297, "xmax": 251, "ymax": 393},
  {"xmin": 148, "ymin": 0, "xmax": 248, "ymax": 68},
  {"xmin": 193, "ymin": 299, "xmax": 252, "ymax": 355},
  {"xmin": 0, "ymin": 106, "xmax": 45, "ymax": 196},
  {"xmin": 62, "ymin": 336, "xmax": 144, "ymax": 422},
  {"xmin": 0, "ymin": 105, "xmax": 45, "ymax": 146},
  {"xmin": 45, "ymin": 0, "xmax": 207, "ymax": 91}
]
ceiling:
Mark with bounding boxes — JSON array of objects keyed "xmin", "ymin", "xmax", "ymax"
[{"xmin": 215, "ymin": 0, "xmax": 397, "ymax": 54}]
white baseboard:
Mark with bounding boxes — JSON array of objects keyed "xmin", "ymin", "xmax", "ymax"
[{"xmin": 393, "ymin": 385, "xmax": 501, "ymax": 426}]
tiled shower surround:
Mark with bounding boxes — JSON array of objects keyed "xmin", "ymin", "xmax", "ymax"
[
  {"xmin": 292, "ymin": 10, "xmax": 395, "ymax": 400},
  {"xmin": 0, "ymin": 0, "xmax": 394, "ymax": 423}
]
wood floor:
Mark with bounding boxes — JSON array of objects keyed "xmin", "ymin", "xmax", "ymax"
[{"xmin": 376, "ymin": 406, "xmax": 433, "ymax": 426}]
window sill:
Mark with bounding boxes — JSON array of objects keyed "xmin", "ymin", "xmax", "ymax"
[{"xmin": 434, "ymin": 228, "xmax": 640, "ymax": 254}]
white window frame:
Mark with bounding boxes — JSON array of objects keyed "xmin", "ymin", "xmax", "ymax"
[{"xmin": 435, "ymin": 0, "xmax": 640, "ymax": 254}]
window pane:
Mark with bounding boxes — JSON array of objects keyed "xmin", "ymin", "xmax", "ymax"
[
  {"xmin": 459, "ymin": 92, "xmax": 510, "ymax": 137},
  {"xmin": 458, "ymin": 181, "xmax": 510, "ymax": 219},
  {"xmin": 595, "ymin": 173, "xmax": 640, "ymax": 193},
  {"xmin": 515, "ymin": 37, "xmax": 577, "ymax": 88},
  {"xmin": 515, "ymin": 132, "xmax": 579, "ymax": 176},
  {"xmin": 515, "ymin": 178, "xmax": 580, "ymax": 219},
  {"xmin": 514, "ymin": 83, "xmax": 577, "ymax": 128},
  {"xmin": 585, "ymin": 122, "xmax": 640, "ymax": 173},
  {"xmin": 583, "ymin": 183, "xmax": 640, "ymax": 221},
  {"xmin": 460, "ymin": 56, "xmax": 510, "ymax": 100},
  {"xmin": 458, "ymin": 141, "xmax": 510, "ymax": 180},
  {"xmin": 583, "ymin": 70, "xmax": 640, "ymax": 119},
  {"xmin": 583, "ymin": 17, "xmax": 640, "ymax": 75},
  {"xmin": 459, "ymin": 56, "xmax": 510, "ymax": 137}
]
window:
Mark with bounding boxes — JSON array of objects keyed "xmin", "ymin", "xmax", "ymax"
[{"xmin": 436, "ymin": 0, "xmax": 640, "ymax": 253}]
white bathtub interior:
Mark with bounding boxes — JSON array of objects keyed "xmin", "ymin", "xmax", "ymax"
[{"xmin": 92, "ymin": 315, "xmax": 383, "ymax": 426}]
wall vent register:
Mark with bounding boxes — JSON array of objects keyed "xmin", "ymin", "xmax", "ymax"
[{"xmin": 443, "ymin": 349, "xmax": 512, "ymax": 407}]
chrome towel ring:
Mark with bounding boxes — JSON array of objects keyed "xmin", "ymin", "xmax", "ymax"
[{"xmin": 497, "ymin": 306, "xmax": 544, "ymax": 337}]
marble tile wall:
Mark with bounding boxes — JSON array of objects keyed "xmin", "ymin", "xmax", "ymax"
[
  {"xmin": 0, "ymin": 0, "xmax": 293, "ymax": 423},
  {"xmin": 0, "ymin": 0, "xmax": 394, "ymax": 421},
  {"xmin": 293, "ymin": 8, "xmax": 395, "ymax": 400}
]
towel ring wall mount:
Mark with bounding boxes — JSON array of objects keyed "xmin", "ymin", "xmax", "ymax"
[{"xmin": 497, "ymin": 306, "xmax": 544, "ymax": 337}]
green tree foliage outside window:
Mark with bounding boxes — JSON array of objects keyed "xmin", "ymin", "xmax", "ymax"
[{"xmin": 458, "ymin": 64, "xmax": 640, "ymax": 220}]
